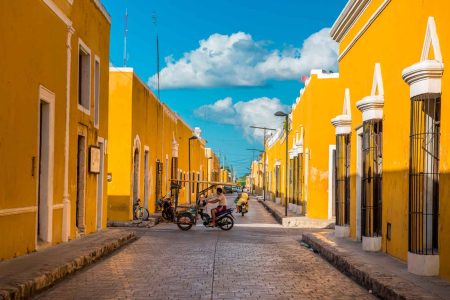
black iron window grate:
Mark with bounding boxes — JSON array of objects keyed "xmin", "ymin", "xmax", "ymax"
[
  {"xmin": 335, "ymin": 134, "xmax": 351, "ymax": 226},
  {"xmin": 361, "ymin": 120, "xmax": 383, "ymax": 237},
  {"xmin": 298, "ymin": 153, "xmax": 304, "ymax": 215},
  {"xmin": 409, "ymin": 95, "xmax": 440, "ymax": 255}
]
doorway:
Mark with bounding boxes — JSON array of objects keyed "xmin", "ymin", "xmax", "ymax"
[
  {"xmin": 76, "ymin": 134, "xmax": 86, "ymax": 234},
  {"xmin": 328, "ymin": 145, "xmax": 336, "ymax": 219},
  {"xmin": 144, "ymin": 149, "xmax": 149, "ymax": 210},
  {"xmin": 133, "ymin": 148, "xmax": 140, "ymax": 207},
  {"xmin": 37, "ymin": 96, "xmax": 54, "ymax": 244},
  {"xmin": 356, "ymin": 127, "xmax": 363, "ymax": 241},
  {"xmin": 96, "ymin": 139, "xmax": 105, "ymax": 230}
]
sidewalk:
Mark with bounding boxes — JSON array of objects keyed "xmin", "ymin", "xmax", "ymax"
[
  {"xmin": 0, "ymin": 229, "xmax": 136, "ymax": 300},
  {"xmin": 302, "ymin": 231, "xmax": 450, "ymax": 300},
  {"xmin": 256, "ymin": 197, "xmax": 334, "ymax": 228}
]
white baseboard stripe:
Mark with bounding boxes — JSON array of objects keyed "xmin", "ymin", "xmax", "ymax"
[{"xmin": 0, "ymin": 206, "xmax": 37, "ymax": 217}]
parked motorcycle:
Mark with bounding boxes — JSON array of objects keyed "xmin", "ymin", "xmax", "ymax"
[
  {"xmin": 176, "ymin": 200, "xmax": 235, "ymax": 231},
  {"xmin": 157, "ymin": 195, "xmax": 174, "ymax": 221}
]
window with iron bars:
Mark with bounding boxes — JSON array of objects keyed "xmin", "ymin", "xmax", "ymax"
[
  {"xmin": 298, "ymin": 154, "xmax": 304, "ymax": 215},
  {"xmin": 335, "ymin": 134, "xmax": 350, "ymax": 226},
  {"xmin": 362, "ymin": 120, "xmax": 382, "ymax": 238},
  {"xmin": 409, "ymin": 95, "xmax": 440, "ymax": 255}
]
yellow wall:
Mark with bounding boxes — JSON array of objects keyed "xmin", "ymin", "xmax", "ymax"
[
  {"xmin": 0, "ymin": 0, "xmax": 110, "ymax": 260},
  {"xmin": 290, "ymin": 73, "xmax": 341, "ymax": 219},
  {"xmin": 108, "ymin": 69, "xmax": 214, "ymax": 220},
  {"xmin": 333, "ymin": 0, "xmax": 450, "ymax": 279}
]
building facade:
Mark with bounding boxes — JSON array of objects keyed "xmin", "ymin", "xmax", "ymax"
[
  {"xmin": 329, "ymin": 0, "xmax": 450, "ymax": 278},
  {"xmin": 107, "ymin": 68, "xmax": 214, "ymax": 221},
  {"xmin": 251, "ymin": 0, "xmax": 450, "ymax": 281},
  {"xmin": 0, "ymin": 0, "xmax": 110, "ymax": 260}
]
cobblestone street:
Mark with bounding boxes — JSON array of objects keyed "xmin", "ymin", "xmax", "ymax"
[{"xmin": 35, "ymin": 196, "xmax": 374, "ymax": 300}]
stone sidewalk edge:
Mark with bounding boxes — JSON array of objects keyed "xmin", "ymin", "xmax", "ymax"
[
  {"xmin": 0, "ymin": 231, "xmax": 137, "ymax": 300},
  {"xmin": 256, "ymin": 199, "xmax": 283, "ymax": 224},
  {"xmin": 302, "ymin": 232, "xmax": 414, "ymax": 300}
]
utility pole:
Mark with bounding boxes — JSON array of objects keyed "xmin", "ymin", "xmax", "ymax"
[
  {"xmin": 250, "ymin": 126, "xmax": 276, "ymax": 201},
  {"xmin": 123, "ymin": 8, "xmax": 128, "ymax": 67},
  {"xmin": 152, "ymin": 12, "xmax": 160, "ymax": 100}
]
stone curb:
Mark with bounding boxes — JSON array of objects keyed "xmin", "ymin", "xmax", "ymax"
[
  {"xmin": 302, "ymin": 232, "xmax": 435, "ymax": 300},
  {"xmin": 107, "ymin": 217, "xmax": 159, "ymax": 228},
  {"xmin": 257, "ymin": 199, "xmax": 334, "ymax": 229},
  {"xmin": 0, "ymin": 230, "xmax": 137, "ymax": 300},
  {"xmin": 257, "ymin": 199, "xmax": 283, "ymax": 224}
]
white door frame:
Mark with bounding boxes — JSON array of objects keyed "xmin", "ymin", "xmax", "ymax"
[
  {"xmin": 96, "ymin": 137, "xmax": 105, "ymax": 230},
  {"xmin": 76, "ymin": 126, "xmax": 88, "ymax": 232},
  {"xmin": 36, "ymin": 85, "xmax": 55, "ymax": 244},
  {"xmin": 328, "ymin": 145, "xmax": 336, "ymax": 220},
  {"xmin": 304, "ymin": 148, "xmax": 309, "ymax": 216},
  {"xmin": 356, "ymin": 127, "xmax": 363, "ymax": 241},
  {"xmin": 143, "ymin": 146, "xmax": 150, "ymax": 210}
]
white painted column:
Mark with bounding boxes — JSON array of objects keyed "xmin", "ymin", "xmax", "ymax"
[{"xmin": 62, "ymin": 25, "xmax": 75, "ymax": 242}]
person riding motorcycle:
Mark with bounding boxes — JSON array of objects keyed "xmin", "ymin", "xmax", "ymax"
[
  {"xmin": 236, "ymin": 188, "xmax": 249, "ymax": 213},
  {"xmin": 206, "ymin": 187, "xmax": 227, "ymax": 227}
]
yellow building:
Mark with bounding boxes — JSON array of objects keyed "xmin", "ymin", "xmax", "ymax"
[
  {"xmin": 0, "ymin": 0, "xmax": 111, "ymax": 260},
  {"xmin": 262, "ymin": 70, "xmax": 340, "ymax": 219},
  {"xmin": 107, "ymin": 68, "xmax": 213, "ymax": 221},
  {"xmin": 249, "ymin": 159, "xmax": 264, "ymax": 195},
  {"xmin": 328, "ymin": 0, "xmax": 450, "ymax": 279}
]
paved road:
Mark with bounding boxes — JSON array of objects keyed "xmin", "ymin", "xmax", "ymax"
[{"xmin": 36, "ymin": 195, "xmax": 374, "ymax": 300}]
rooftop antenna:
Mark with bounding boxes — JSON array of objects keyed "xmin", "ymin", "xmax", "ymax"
[
  {"xmin": 123, "ymin": 8, "xmax": 128, "ymax": 67},
  {"xmin": 152, "ymin": 11, "xmax": 160, "ymax": 100}
]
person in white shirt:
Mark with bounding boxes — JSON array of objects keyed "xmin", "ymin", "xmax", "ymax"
[{"xmin": 207, "ymin": 187, "xmax": 227, "ymax": 227}]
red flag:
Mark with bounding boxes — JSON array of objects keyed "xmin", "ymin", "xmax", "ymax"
[{"xmin": 301, "ymin": 75, "xmax": 309, "ymax": 83}]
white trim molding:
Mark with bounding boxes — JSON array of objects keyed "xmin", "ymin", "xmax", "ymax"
[
  {"xmin": 402, "ymin": 17, "xmax": 444, "ymax": 98},
  {"xmin": 41, "ymin": 0, "xmax": 72, "ymax": 26},
  {"xmin": 331, "ymin": 0, "xmax": 371, "ymax": 43},
  {"xmin": 93, "ymin": 0, "xmax": 112, "ymax": 24},
  {"xmin": 338, "ymin": 0, "xmax": 391, "ymax": 61},
  {"xmin": 53, "ymin": 204, "xmax": 64, "ymax": 209},
  {"xmin": 77, "ymin": 38, "xmax": 92, "ymax": 116},
  {"xmin": 331, "ymin": 88, "xmax": 352, "ymax": 135},
  {"xmin": 356, "ymin": 63, "xmax": 384, "ymax": 121},
  {"xmin": 328, "ymin": 144, "xmax": 336, "ymax": 220},
  {"xmin": 0, "ymin": 206, "xmax": 37, "ymax": 217}
]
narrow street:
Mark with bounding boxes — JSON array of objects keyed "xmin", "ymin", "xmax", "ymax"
[{"xmin": 35, "ymin": 196, "xmax": 374, "ymax": 300}]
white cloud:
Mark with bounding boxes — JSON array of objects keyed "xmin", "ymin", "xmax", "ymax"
[
  {"xmin": 194, "ymin": 97, "xmax": 289, "ymax": 140},
  {"xmin": 149, "ymin": 28, "xmax": 338, "ymax": 89}
]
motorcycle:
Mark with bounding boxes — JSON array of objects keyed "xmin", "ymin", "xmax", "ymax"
[
  {"xmin": 176, "ymin": 200, "xmax": 235, "ymax": 231},
  {"xmin": 157, "ymin": 194, "xmax": 175, "ymax": 221},
  {"xmin": 239, "ymin": 202, "xmax": 248, "ymax": 216}
]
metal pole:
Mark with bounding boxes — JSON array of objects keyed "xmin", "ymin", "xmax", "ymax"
[
  {"xmin": 263, "ymin": 129, "xmax": 267, "ymax": 201},
  {"xmin": 285, "ymin": 115, "xmax": 289, "ymax": 217},
  {"xmin": 188, "ymin": 139, "xmax": 191, "ymax": 204}
]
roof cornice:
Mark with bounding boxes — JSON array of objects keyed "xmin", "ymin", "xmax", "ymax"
[{"xmin": 330, "ymin": 0, "xmax": 371, "ymax": 42}]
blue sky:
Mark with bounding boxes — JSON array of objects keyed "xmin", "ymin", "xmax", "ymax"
[{"xmin": 102, "ymin": 0, "xmax": 347, "ymax": 177}]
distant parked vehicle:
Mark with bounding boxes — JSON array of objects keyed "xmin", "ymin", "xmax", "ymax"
[{"xmin": 223, "ymin": 185, "xmax": 233, "ymax": 194}]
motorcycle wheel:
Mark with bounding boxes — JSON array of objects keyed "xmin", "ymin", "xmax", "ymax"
[
  {"xmin": 218, "ymin": 216, "xmax": 234, "ymax": 231},
  {"xmin": 176, "ymin": 212, "xmax": 194, "ymax": 231},
  {"xmin": 162, "ymin": 209, "xmax": 174, "ymax": 221},
  {"xmin": 135, "ymin": 207, "xmax": 149, "ymax": 221}
]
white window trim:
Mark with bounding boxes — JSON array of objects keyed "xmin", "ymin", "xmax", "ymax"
[
  {"xmin": 94, "ymin": 55, "xmax": 101, "ymax": 129},
  {"xmin": 77, "ymin": 38, "xmax": 91, "ymax": 116}
]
